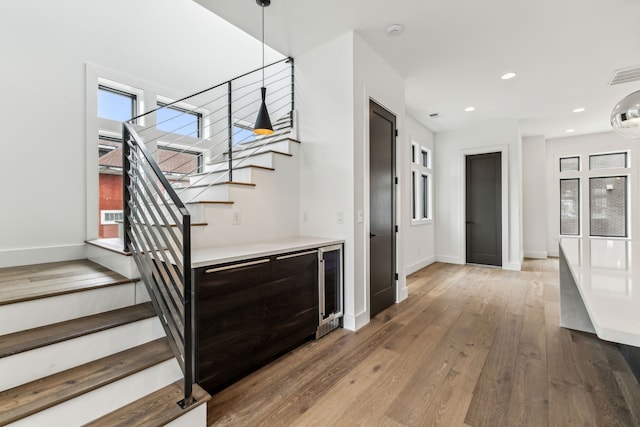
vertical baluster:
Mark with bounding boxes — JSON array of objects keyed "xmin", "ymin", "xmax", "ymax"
[
  {"xmin": 227, "ymin": 81, "xmax": 233, "ymax": 182},
  {"xmin": 122, "ymin": 123, "xmax": 132, "ymax": 253},
  {"xmin": 289, "ymin": 57, "xmax": 295, "ymax": 129}
]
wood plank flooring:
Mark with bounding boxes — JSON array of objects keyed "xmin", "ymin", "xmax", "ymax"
[
  {"xmin": 206, "ymin": 259, "xmax": 640, "ymax": 426},
  {"xmin": 0, "ymin": 260, "xmax": 135, "ymax": 306}
]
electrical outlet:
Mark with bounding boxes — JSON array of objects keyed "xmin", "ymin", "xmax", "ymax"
[
  {"xmin": 303, "ymin": 211, "xmax": 308, "ymax": 223},
  {"xmin": 337, "ymin": 211, "xmax": 344, "ymax": 224},
  {"xmin": 357, "ymin": 209, "xmax": 364, "ymax": 224},
  {"xmin": 232, "ymin": 211, "xmax": 241, "ymax": 225}
]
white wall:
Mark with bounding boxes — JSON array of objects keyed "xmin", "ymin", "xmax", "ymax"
[
  {"xmin": 353, "ymin": 32, "xmax": 408, "ymax": 326},
  {"xmin": 0, "ymin": 0, "xmax": 281, "ymax": 267},
  {"xmin": 435, "ymin": 120, "xmax": 523, "ymax": 270},
  {"xmin": 405, "ymin": 115, "xmax": 436, "ymax": 274},
  {"xmin": 296, "ymin": 33, "xmax": 356, "ymax": 326},
  {"xmin": 522, "ymin": 136, "xmax": 548, "ymax": 258},
  {"xmin": 545, "ymin": 131, "xmax": 639, "ymax": 256},
  {"xmin": 297, "ymin": 31, "xmax": 407, "ymax": 331}
]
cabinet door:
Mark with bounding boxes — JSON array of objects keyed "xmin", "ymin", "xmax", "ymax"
[
  {"xmin": 196, "ymin": 258, "xmax": 271, "ymax": 391},
  {"xmin": 269, "ymin": 251, "xmax": 319, "ymax": 351}
]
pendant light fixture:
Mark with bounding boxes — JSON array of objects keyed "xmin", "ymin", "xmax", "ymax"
[{"xmin": 254, "ymin": 0, "xmax": 274, "ymax": 135}]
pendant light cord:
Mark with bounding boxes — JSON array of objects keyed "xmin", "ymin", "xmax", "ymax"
[{"xmin": 262, "ymin": 4, "xmax": 265, "ymax": 87}]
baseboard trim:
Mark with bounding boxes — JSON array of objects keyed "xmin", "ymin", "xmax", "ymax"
[
  {"xmin": 0, "ymin": 244, "xmax": 87, "ymax": 268},
  {"xmin": 435, "ymin": 255, "xmax": 464, "ymax": 265},
  {"xmin": 406, "ymin": 256, "xmax": 436, "ymax": 276},
  {"xmin": 524, "ymin": 251, "xmax": 547, "ymax": 259},
  {"xmin": 504, "ymin": 262, "xmax": 522, "ymax": 271},
  {"xmin": 396, "ymin": 285, "xmax": 409, "ymax": 303},
  {"xmin": 342, "ymin": 310, "xmax": 369, "ymax": 332}
]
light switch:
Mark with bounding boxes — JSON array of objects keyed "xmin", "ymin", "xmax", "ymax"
[
  {"xmin": 232, "ymin": 211, "xmax": 241, "ymax": 225},
  {"xmin": 357, "ymin": 209, "xmax": 364, "ymax": 223},
  {"xmin": 337, "ymin": 211, "xmax": 344, "ymax": 224}
]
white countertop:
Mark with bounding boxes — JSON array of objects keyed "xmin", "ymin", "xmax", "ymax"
[
  {"xmin": 560, "ymin": 237, "xmax": 640, "ymax": 347},
  {"xmin": 190, "ymin": 236, "xmax": 344, "ymax": 269}
]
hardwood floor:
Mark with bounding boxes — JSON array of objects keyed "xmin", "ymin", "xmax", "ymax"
[{"xmin": 206, "ymin": 259, "xmax": 640, "ymax": 426}]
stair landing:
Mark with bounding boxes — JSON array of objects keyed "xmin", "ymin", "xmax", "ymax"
[{"xmin": 0, "ymin": 260, "xmax": 136, "ymax": 306}]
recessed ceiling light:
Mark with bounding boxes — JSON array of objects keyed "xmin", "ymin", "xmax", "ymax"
[
  {"xmin": 573, "ymin": 107, "xmax": 586, "ymax": 113},
  {"xmin": 566, "ymin": 129, "xmax": 576, "ymax": 133},
  {"xmin": 465, "ymin": 106, "xmax": 475, "ymax": 112},
  {"xmin": 386, "ymin": 24, "xmax": 404, "ymax": 36},
  {"xmin": 501, "ymin": 72, "xmax": 517, "ymax": 80}
]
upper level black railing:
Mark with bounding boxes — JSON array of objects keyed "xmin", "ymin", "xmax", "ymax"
[
  {"xmin": 121, "ymin": 58, "xmax": 294, "ymax": 407},
  {"xmin": 129, "ymin": 57, "xmax": 294, "ymax": 201}
]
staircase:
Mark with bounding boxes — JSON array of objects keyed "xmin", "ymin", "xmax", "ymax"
[
  {"xmin": 0, "ymin": 260, "xmax": 209, "ymax": 426},
  {"xmin": 0, "ymin": 58, "xmax": 299, "ymax": 425}
]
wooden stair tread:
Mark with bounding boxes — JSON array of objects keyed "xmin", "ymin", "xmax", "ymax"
[
  {"xmin": 0, "ymin": 338, "xmax": 173, "ymax": 425},
  {"xmin": 83, "ymin": 381, "xmax": 210, "ymax": 427},
  {"xmin": 0, "ymin": 260, "xmax": 137, "ymax": 306},
  {"xmin": 183, "ymin": 181, "xmax": 256, "ymax": 190},
  {"xmin": 185, "ymin": 200, "xmax": 234, "ymax": 205},
  {"xmin": 86, "ymin": 239, "xmax": 131, "ymax": 256},
  {"xmin": 189, "ymin": 164, "xmax": 274, "ymax": 178},
  {"xmin": 0, "ymin": 302, "xmax": 155, "ymax": 358}
]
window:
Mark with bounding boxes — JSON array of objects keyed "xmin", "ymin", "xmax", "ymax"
[
  {"xmin": 98, "ymin": 85, "xmax": 136, "ymax": 122},
  {"xmin": 560, "ymin": 179, "xmax": 580, "ymax": 235},
  {"xmin": 101, "ymin": 210, "xmax": 124, "ymax": 225},
  {"xmin": 157, "ymin": 146, "xmax": 203, "ymax": 175},
  {"xmin": 590, "ymin": 152, "xmax": 628, "ymax": 170},
  {"xmin": 411, "ymin": 142, "xmax": 432, "ymax": 223},
  {"xmin": 589, "ymin": 176, "xmax": 627, "ymax": 237},
  {"xmin": 233, "ymin": 124, "xmax": 256, "ymax": 145},
  {"xmin": 157, "ymin": 102, "xmax": 202, "ymax": 137},
  {"xmin": 421, "ymin": 174, "xmax": 430, "ymax": 220},
  {"xmin": 558, "ymin": 150, "xmax": 631, "ymax": 238},
  {"xmin": 560, "ymin": 156, "xmax": 580, "ymax": 172},
  {"xmin": 411, "ymin": 171, "xmax": 417, "ymax": 219},
  {"xmin": 421, "ymin": 149, "xmax": 430, "ymax": 169},
  {"xmin": 98, "ymin": 135, "xmax": 122, "ymax": 169}
]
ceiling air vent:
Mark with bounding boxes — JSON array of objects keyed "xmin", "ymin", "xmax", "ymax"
[{"xmin": 609, "ymin": 66, "xmax": 640, "ymax": 86}]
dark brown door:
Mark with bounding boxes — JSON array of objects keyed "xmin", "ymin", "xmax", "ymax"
[
  {"xmin": 369, "ymin": 100, "xmax": 396, "ymax": 317},
  {"xmin": 466, "ymin": 152, "xmax": 502, "ymax": 266}
]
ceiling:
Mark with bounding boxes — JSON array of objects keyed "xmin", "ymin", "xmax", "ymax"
[{"xmin": 195, "ymin": 0, "xmax": 640, "ymax": 139}]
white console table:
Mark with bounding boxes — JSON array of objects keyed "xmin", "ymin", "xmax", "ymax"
[{"xmin": 559, "ymin": 237, "xmax": 640, "ymax": 380}]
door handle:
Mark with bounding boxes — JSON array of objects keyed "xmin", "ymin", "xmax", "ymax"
[{"xmin": 370, "ymin": 233, "xmax": 378, "ymax": 238}]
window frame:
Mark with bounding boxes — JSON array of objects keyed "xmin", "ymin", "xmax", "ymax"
[{"xmin": 410, "ymin": 142, "xmax": 433, "ymax": 225}]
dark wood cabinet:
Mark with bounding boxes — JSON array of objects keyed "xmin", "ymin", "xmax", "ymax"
[{"xmin": 195, "ymin": 250, "xmax": 318, "ymax": 392}]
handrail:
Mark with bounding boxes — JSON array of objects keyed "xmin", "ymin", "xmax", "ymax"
[{"xmin": 122, "ymin": 122, "xmax": 195, "ymax": 407}]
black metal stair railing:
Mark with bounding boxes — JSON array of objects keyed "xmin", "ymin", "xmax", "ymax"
[
  {"xmin": 122, "ymin": 122, "xmax": 195, "ymax": 407},
  {"xmin": 121, "ymin": 58, "xmax": 294, "ymax": 407}
]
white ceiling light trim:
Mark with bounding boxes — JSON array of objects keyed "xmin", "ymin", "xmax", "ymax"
[{"xmin": 501, "ymin": 72, "xmax": 516, "ymax": 80}]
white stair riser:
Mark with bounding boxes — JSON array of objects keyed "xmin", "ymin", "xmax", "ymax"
[
  {"xmin": 0, "ymin": 317, "xmax": 165, "ymax": 391},
  {"xmin": 0, "ymin": 283, "xmax": 140, "ymax": 336},
  {"xmin": 165, "ymin": 402, "xmax": 207, "ymax": 427},
  {"xmin": 177, "ymin": 185, "xmax": 230, "ymax": 202},
  {"xmin": 225, "ymin": 139, "xmax": 293, "ymax": 160},
  {"xmin": 7, "ymin": 358, "xmax": 183, "ymax": 427},
  {"xmin": 189, "ymin": 167, "xmax": 253, "ymax": 186},
  {"xmin": 206, "ymin": 152, "xmax": 275, "ymax": 170}
]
